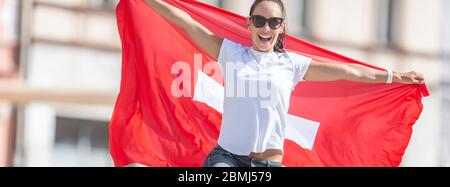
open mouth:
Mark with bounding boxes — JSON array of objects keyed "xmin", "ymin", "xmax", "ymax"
[{"xmin": 258, "ymin": 34, "xmax": 273, "ymax": 42}]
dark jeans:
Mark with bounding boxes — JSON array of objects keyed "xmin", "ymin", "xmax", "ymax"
[{"xmin": 203, "ymin": 145, "xmax": 283, "ymax": 167}]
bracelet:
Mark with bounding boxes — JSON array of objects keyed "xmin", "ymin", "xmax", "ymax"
[{"xmin": 386, "ymin": 70, "xmax": 393, "ymax": 84}]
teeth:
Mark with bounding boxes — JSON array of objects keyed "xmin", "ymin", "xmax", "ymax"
[{"xmin": 259, "ymin": 35, "xmax": 272, "ymax": 39}]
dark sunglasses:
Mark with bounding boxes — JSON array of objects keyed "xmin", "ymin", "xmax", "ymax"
[{"xmin": 250, "ymin": 15, "xmax": 284, "ymax": 30}]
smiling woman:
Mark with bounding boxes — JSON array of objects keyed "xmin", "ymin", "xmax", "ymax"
[
  {"xmin": 248, "ymin": 0, "xmax": 286, "ymax": 53},
  {"xmin": 142, "ymin": 0, "xmax": 426, "ymax": 167}
]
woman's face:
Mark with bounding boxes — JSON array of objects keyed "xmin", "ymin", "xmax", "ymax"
[{"xmin": 248, "ymin": 1, "xmax": 285, "ymax": 52}]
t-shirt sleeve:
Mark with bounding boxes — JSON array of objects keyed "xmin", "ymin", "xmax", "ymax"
[
  {"xmin": 289, "ymin": 52, "xmax": 312, "ymax": 85},
  {"xmin": 217, "ymin": 39, "xmax": 245, "ymax": 66}
]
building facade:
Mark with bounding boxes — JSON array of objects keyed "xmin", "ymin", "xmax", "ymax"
[
  {"xmin": 0, "ymin": 0, "xmax": 447, "ymax": 166},
  {"xmin": 0, "ymin": 0, "xmax": 19, "ymax": 167}
]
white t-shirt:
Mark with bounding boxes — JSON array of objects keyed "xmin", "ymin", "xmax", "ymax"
[{"xmin": 217, "ymin": 39, "xmax": 312, "ymax": 155}]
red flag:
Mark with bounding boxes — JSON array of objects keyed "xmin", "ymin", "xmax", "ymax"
[{"xmin": 110, "ymin": 0, "xmax": 429, "ymax": 167}]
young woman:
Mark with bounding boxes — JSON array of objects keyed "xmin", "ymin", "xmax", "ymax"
[{"xmin": 144, "ymin": 0, "xmax": 425, "ymax": 167}]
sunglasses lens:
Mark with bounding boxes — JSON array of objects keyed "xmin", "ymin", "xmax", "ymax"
[
  {"xmin": 252, "ymin": 16, "xmax": 266, "ymax": 28},
  {"xmin": 268, "ymin": 18, "xmax": 282, "ymax": 29}
]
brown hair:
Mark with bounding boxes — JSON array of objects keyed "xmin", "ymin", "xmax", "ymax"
[{"xmin": 249, "ymin": 0, "xmax": 286, "ymax": 53}]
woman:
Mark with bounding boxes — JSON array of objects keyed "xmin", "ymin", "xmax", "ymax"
[{"xmin": 144, "ymin": 0, "xmax": 425, "ymax": 167}]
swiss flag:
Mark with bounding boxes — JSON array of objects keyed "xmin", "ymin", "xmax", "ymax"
[{"xmin": 109, "ymin": 0, "xmax": 429, "ymax": 167}]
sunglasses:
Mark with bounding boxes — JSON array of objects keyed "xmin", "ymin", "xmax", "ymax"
[{"xmin": 250, "ymin": 15, "xmax": 284, "ymax": 30}]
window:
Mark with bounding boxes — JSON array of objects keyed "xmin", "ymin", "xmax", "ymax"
[
  {"xmin": 444, "ymin": 0, "xmax": 450, "ymax": 59},
  {"xmin": 87, "ymin": 0, "xmax": 119, "ymax": 9},
  {"xmin": 300, "ymin": 0, "xmax": 312, "ymax": 35},
  {"xmin": 198, "ymin": 0, "xmax": 222, "ymax": 8},
  {"xmin": 377, "ymin": 0, "xmax": 399, "ymax": 47},
  {"xmin": 52, "ymin": 117, "xmax": 112, "ymax": 166}
]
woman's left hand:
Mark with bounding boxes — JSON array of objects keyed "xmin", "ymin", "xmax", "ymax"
[{"xmin": 394, "ymin": 71, "xmax": 425, "ymax": 84}]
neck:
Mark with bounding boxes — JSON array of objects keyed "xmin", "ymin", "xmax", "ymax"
[{"xmin": 252, "ymin": 46, "xmax": 274, "ymax": 53}]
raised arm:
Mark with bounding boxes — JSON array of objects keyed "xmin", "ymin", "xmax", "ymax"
[
  {"xmin": 304, "ymin": 61, "xmax": 425, "ymax": 84},
  {"xmin": 144, "ymin": 0, "xmax": 223, "ymax": 59}
]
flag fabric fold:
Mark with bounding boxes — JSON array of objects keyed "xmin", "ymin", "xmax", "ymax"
[{"xmin": 110, "ymin": 0, "xmax": 428, "ymax": 167}]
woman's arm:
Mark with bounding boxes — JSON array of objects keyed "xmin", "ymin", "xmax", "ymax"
[
  {"xmin": 144, "ymin": 0, "xmax": 223, "ymax": 59},
  {"xmin": 304, "ymin": 60, "xmax": 425, "ymax": 84}
]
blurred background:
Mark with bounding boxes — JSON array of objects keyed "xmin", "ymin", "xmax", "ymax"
[{"xmin": 0, "ymin": 0, "xmax": 448, "ymax": 167}]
